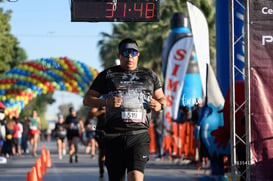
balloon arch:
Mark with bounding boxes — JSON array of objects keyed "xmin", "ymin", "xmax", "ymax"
[{"xmin": 0, "ymin": 57, "xmax": 98, "ymax": 118}]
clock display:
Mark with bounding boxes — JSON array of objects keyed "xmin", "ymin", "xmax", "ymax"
[{"xmin": 71, "ymin": 0, "xmax": 160, "ymax": 22}]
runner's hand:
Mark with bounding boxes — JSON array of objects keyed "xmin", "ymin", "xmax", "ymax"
[{"xmin": 149, "ymin": 98, "xmax": 161, "ymax": 111}]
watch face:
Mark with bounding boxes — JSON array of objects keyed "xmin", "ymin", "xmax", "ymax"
[{"xmin": 161, "ymin": 103, "xmax": 164, "ymax": 110}]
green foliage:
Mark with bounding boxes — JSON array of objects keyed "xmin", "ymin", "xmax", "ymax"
[
  {"xmin": 0, "ymin": 8, "xmax": 27, "ymax": 74},
  {"xmin": 97, "ymin": 0, "xmax": 216, "ymax": 74},
  {"xmin": 0, "ymin": 7, "xmax": 56, "ymax": 121}
]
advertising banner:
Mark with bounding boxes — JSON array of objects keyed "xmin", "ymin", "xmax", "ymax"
[
  {"xmin": 249, "ymin": 0, "xmax": 273, "ymax": 180},
  {"xmin": 187, "ymin": 2, "xmax": 210, "ymax": 96},
  {"xmin": 164, "ymin": 37, "xmax": 193, "ymax": 120}
]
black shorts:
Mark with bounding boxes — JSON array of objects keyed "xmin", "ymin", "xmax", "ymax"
[
  {"xmin": 57, "ymin": 136, "xmax": 65, "ymax": 142},
  {"xmin": 104, "ymin": 131, "xmax": 150, "ymax": 181},
  {"xmin": 12, "ymin": 138, "xmax": 19, "ymax": 147},
  {"xmin": 66, "ymin": 129, "xmax": 79, "ymax": 140}
]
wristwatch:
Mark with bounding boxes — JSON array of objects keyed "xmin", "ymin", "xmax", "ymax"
[{"xmin": 160, "ymin": 103, "xmax": 164, "ymax": 111}]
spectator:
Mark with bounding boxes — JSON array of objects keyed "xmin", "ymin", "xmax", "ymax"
[
  {"xmin": 4, "ymin": 118, "xmax": 13, "ymax": 158},
  {"xmin": 0, "ymin": 119, "xmax": 6, "ymax": 156},
  {"xmin": 21, "ymin": 116, "xmax": 29, "ymax": 154},
  {"xmin": 12, "ymin": 117, "xmax": 23, "ymax": 156}
]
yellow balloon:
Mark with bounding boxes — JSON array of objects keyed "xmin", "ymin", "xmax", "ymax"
[
  {"xmin": 42, "ymin": 89, "xmax": 47, "ymax": 94},
  {"xmin": 71, "ymin": 80, "xmax": 77, "ymax": 87},
  {"xmin": 63, "ymin": 64, "xmax": 68, "ymax": 70},
  {"xmin": 65, "ymin": 83, "xmax": 72, "ymax": 92}
]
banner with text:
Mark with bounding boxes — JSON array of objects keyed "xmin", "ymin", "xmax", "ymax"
[
  {"xmin": 249, "ymin": 1, "xmax": 273, "ymax": 180},
  {"xmin": 164, "ymin": 37, "xmax": 193, "ymax": 121}
]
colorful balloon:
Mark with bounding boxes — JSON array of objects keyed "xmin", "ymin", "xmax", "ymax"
[{"xmin": 0, "ymin": 57, "xmax": 98, "ymax": 118}]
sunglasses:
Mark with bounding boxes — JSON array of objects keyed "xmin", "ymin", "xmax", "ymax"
[{"xmin": 120, "ymin": 49, "xmax": 138, "ymax": 57}]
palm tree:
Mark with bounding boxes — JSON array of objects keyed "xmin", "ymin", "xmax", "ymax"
[{"xmin": 98, "ymin": 0, "xmax": 215, "ymax": 74}]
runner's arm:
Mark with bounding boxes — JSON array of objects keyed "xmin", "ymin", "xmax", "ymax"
[
  {"xmin": 150, "ymin": 88, "xmax": 166, "ymax": 112},
  {"xmin": 83, "ymin": 89, "xmax": 106, "ymax": 108}
]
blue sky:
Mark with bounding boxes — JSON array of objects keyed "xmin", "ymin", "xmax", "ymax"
[{"xmin": 2, "ymin": 0, "xmax": 114, "ymax": 119}]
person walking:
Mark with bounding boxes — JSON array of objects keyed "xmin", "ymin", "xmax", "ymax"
[
  {"xmin": 83, "ymin": 38, "xmax": 166, "ymax": 181},
  {"xmin": 28, "ymin": 109, "xmax": 41, "ymax": 157},
  {"xmin": 65, "ymin": 107, "xmax": 83, "ymax": 163},
  {"xmin": 54, "ymin": 114, "xmax": 67, "ymax": 160}
]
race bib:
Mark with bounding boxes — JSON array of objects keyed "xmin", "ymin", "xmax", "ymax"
[
  {"xmin": 122, "ymin": 111, "xmax": 142, "ymax": 120},
  {"xmin": 121, "ymin": 111, "xmax": 144, "ymax": 123}
]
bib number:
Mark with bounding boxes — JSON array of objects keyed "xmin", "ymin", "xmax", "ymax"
[{"xmin": 121, "ymin": 111, "xmax": 142, "ymax": 120}]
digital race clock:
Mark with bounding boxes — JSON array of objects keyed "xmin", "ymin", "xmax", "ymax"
[{"xmin": 71, "ymin": 0, "xmax": 160, "ymax": 22}]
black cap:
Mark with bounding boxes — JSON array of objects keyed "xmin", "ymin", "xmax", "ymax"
[{"xmin": 119, "ymin": 42, "xmax": 139, "ymax": 52}]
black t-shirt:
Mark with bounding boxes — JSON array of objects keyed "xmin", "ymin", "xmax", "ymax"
[
  {"xmin": 22, "ymin": 121, "xmax": 29, "ymax": 135},
  {"xmin": 65, "ymin": 115, "xmax": 79, "ymax": 130},
  {"xmin": 90, "ymin": 65, "xmax": 162, "ymax": 130},
  {"xmin": 55, "ymin": 122, "xmax": 66, "ymax": 138}
]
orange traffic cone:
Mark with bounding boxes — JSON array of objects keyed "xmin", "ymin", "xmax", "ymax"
[
  {"xmin": 27, "ymin": 166, "xmax": 38, "ymax": 181},
  {"xmin": 26, "ymin": 171, "xmax": 31, "ymax": 181},
  {"xmin": 41, "ymin": 148, "xmax": 47, "ymax": 174},
  {"xmin": 42, "ymin": 144, "xmax": 46, "ymax": 152},
  {"xmin": 35, "ymin": 158, "xmax": 43, "ymax": 181},
  {"xmin": 46, "ymin": 150, "xmax": 52, "ymax": 168}
]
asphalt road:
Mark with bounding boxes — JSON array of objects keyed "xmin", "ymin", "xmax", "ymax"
[{"xmin": 0, "ymin": 140, "xmax": 209, "ymax": 181}]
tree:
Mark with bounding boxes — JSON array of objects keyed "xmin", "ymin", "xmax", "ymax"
[
  {"xmin": 0, "ymin": 7, "xmax": 56, "ymax": 125},
  {"xmin": 97, "ymin": 0, "xmax": 215, "ymax": 75},
  {"xmin": 0, "ymin": 8, "xmax": 27, "ymax": 74}
]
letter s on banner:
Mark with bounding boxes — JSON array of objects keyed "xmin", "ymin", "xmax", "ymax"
[
  {"xmin": 164, "ymin": 37, "xmax": 193, "ymax": 120},
  {"xmin": 174, "ymin": 49, "xmax": 187, "ymax": 61}
]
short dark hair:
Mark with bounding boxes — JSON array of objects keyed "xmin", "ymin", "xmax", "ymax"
[
  {"xmin": 69, "ymin": 107, "xmax": 75, "ymax": 113},
  {"xmin": 12, "ymin": 116, "xmax": 18, "ymax": 123},
  {"xmin": 118, "ymin": 38, "xmax": 138, "ymax": 53}
]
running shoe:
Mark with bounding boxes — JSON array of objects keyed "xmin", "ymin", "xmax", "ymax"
[{"xmin": 99, "ymin": 175, "xmax": 105, "ymax": 181}]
